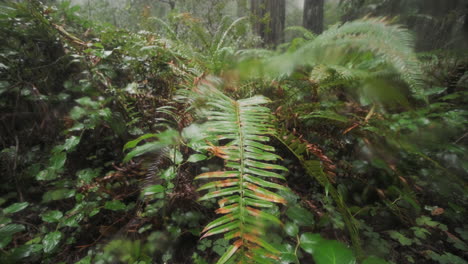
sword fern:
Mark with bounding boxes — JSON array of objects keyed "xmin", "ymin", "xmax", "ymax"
[{"xmin": 194, "ymin": 79, "xmax": 289, "ymax": 264}]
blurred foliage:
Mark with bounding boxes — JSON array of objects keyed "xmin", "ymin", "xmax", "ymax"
[{"xmin": 0, "ymin": 0, "xmax": 467, "ymax": 264}]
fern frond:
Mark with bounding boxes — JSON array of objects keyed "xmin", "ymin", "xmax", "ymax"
[
  {"xmin": 194, "ymin": 78, "xmax": 289, "ymax": 264},
  {"xmin": 285, "ymin": 26, "xmax": 316, "ymax": 40},
  {"xmin": 214, "ymin": 16, "xmax": 248, "ymax": 52},
  {"xmin": 274, "ymin": 130, "xmax": 364, "ymax": 260},
  {"xmin": 259, "ymin": 18, "xmax": 424, "ymax": 100}
]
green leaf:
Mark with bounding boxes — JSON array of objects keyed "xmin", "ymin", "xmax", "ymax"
[
  {"xmin": 188, "ymin": 154, "xmax": 207, "ymax": 163},
  {"xmin": 124, "ymin": 142, "xmax": 168, "ymax": 162},
  {"xmin": 104, "ymin": 200, "xmax": 126, "ymax": 211},
  {"xmin": 43, "ymin": 231, "xmax": 62, "ymax": 253},
  {"xmin": 416, "ymin": 216, "xmax": 439, "ymax": 227},
  {"xmin": 43, "ymin": 189, "xmax": 76, "ymax": 202},
  {"xmin": 41, "ymin": 210, "xmax": 63, "ymax": 223},
  {"xmin": 169, "ymin": 149, "xmax": 183, "ymax": 165},
  {"xmin": 284, "ymin": 221, "xmax": 299, "ymax": 237},
  {"xmin": 76, "ymin": 97, "xmax": 99, "ymax": 108},
  {"xmin": 62, "ymin": 213, "xmax": 84, "ymax": 227},
  {"xmin": 300, "ymin": 233, "xmax": 325, "ymax": 254},
  {"xmin": 36, "ymin": 169, "xmax": 58, "ymax": 181},
  {"xmin": 63, "ymin": 136, "xmax": 81, "ymax": 151},
  {"xmin": 0, "ymin": 224, "xmax": 25, "ymax": 248},
  {"xmin": 388, "ymin": 231, "xmax": 413, "ymax": 246},
  {"xmin": 0, "ymin": 224, "xmax": 25, "ymax": 236},
  {"xmin": 286, "ymin": 205, "xmax": 315, "ymax": 227},
  {"xmin": 3, "ymin": 202, "xmax": 29, "ymax": 214},
  {"xmin": 312, "ymin": 240, "xmax": 356, "ymax": 264},
  {"xmin": 363, "ymin": 256, "xmax": 389, "ymax": 264},
  {"xmin": 10, "ymin": 244, "xmax": 43, "ymax": 260},
  {"xmin": 143, "ymin": 185, "xmax": 165, "ymax": 195},
  {"xmin": 50, "ymin": 152, "xmax": 67, "ymax": 171},
  {"xmin": 0, "ymin": 216, "xmax": 12, "ymax": 225},
  {"xmin": 76, "ymin": 168, "xmax": 100, "ymax": 185},
  {"xmin": 123, "ymin": 133, "xmax": 159, "ymax": 151}
]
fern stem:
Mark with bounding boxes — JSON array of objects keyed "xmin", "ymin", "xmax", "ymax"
[
  {"xmin": 234, "ymin": 101, "xmax": 246, "ymax": 250},
  {"xmin": 274, "ymin": 133, "xmax": 365, "ymax": 261}
]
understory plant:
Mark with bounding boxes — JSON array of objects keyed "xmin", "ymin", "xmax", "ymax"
[{"xmin": 192, "ymin": 78, "xmax": 290, "ymax": 263}]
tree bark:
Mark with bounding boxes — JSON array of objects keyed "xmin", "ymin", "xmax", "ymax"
[
  {"xmin": 251, "ymin": 0, "xmax": 285, "ymax": 46},
  {"xmin": 303, "ymin": 0, "xmax": 324, "ymax": 34}
]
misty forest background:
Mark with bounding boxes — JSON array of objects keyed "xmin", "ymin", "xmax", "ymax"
[{"xmin": 0, "ymin": 0, "xmax": 467, "ymax": 263}]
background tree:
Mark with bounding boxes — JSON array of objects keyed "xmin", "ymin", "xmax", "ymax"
[
  {"xmin": 251, "ymin": 0, "xmax": 286, "ymax": 46},
  {"xmin": 237, "ymin": 0, "xmax": 248, "ymax": 17},
  {"xmin": 303, "ymin": 0, "xmax": 324, "ymax": 34}
]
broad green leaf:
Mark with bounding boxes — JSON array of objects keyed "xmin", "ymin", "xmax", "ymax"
[
  {"xmin": 41, "ymin": 210, "xmax": 63, "ymax": 223},
  {"xmin": 0, "ymin": 216, "xmax": 12, "ymax": 225},
  {"xmin": 388, "ymin": 231, "xmax": 413, "ymax": 246},
  {"xmin": 286, "ymin": 205, "xmax": 315, "ymax": 227},
  {"xmin": 43, "ymin": 189, "xmax": 76, "ymax": 202},
  {"xmin": 50, "ymin": 152, "xmax": 67, "ymax": 171},
  {"xmin": 0, "ymin": 235, "xmax": 12, "ymax": 249},
  {"xmin": 284, "ymin": 221, "xmax": 299, "ymax": 237},
  {"xmin": 62, "ymin": 213, "xmax": 84, "ymax": 227},
  {"xmin": 187, "ymin": 154, "xmax": 207, "ymax": 162},
  {"xmin": 0, "ymin": 224, "xmax": 25, "ymax": 248},
  {"xmin": 36, "ymin": 169, "xmax": 58, "ymax": 181},
  {"xmin": 169, "ymin": 149, "xmax": 183, "ymax": 165},
  {"xmin": 63, "ymin": 136, "xmax": 81, "ymax": 151},
  {"xmin": 75, "ymin": 255, "xmax": 92, "ymax": 264},
  {"xmin": 104, "ymin": 200, "xmax": 126, "ymax": 211},
  {"xmin": 43, "ymin": 231, "xmax": 62, "ymax": 253},
  {"xmin": 416, "ymin": 216, "xmax": 439, "ymax": 227},
  {"xmin": 143, "ymin": 185, "xmax": 165, "ymax": 195},
  {"xmin": 312, "ymin": 240, "xmax": 356, "ymax": 264},
  {"xmin": 76, "ymin": 97, "xmax": 99, "ymax": 108},
  {"xmin": 76, "ymin": 168, "xmax": 100, "ymax": 185},
  {"xmin": 3, "ymin": 202, "xmax": 29, "ymax": 214},
  {"xmin": 10, "ymin": 244, "xmax": 43, "ymax": 260},
  {"xmin": 300, "ymin": 233, "xmax": 325, "ymax": 254}
]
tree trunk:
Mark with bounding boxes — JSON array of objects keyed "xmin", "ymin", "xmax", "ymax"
[
  {"xmin": 251, "ymin": 0, "xmax": 285, "ymax": 46},
  {"xmin": 303, "ymin": 0, "xmax": 324, "ymax": 34}
]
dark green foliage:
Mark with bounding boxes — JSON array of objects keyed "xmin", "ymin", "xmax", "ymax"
[{"xmin": 0, "ymin": 1, "xmax": 467, "ymax": 264}]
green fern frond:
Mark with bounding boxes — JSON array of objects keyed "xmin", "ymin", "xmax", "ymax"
[
  {"xmin": 285, "ymin": 26, "xmax": 317, "ymax": 40},
  {"xmin": 194, "ymin": 78, "xmax": 289, "ymax": 264},
  {"xmin": 258, "ymin": 18, "xmax": 424, "ymax": 100}
]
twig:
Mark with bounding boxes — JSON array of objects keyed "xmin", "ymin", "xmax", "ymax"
[{"xmin": 454, "ymin": 131, "xmax": 468, "ymax": 144}]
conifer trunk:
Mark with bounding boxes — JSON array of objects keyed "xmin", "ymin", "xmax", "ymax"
[
  {"xmin": 251, "ymin": 0, "xmax": 285, "ymax": 46},
  {"xmin": 303, "ymin": 0, "xmax": 324, "ymax": 34}
]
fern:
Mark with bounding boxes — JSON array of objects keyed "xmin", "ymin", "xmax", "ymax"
[
  {"xmin": 253, "ymin": 18, "xmax": 424, "ymax": 101},
  {"xmin": 274, "ymin": 130, "xmax": 364, "ymax": 260},
  {"xmin": 194, "ymin": 78, "xmax": 289, "ymax": 264}
]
